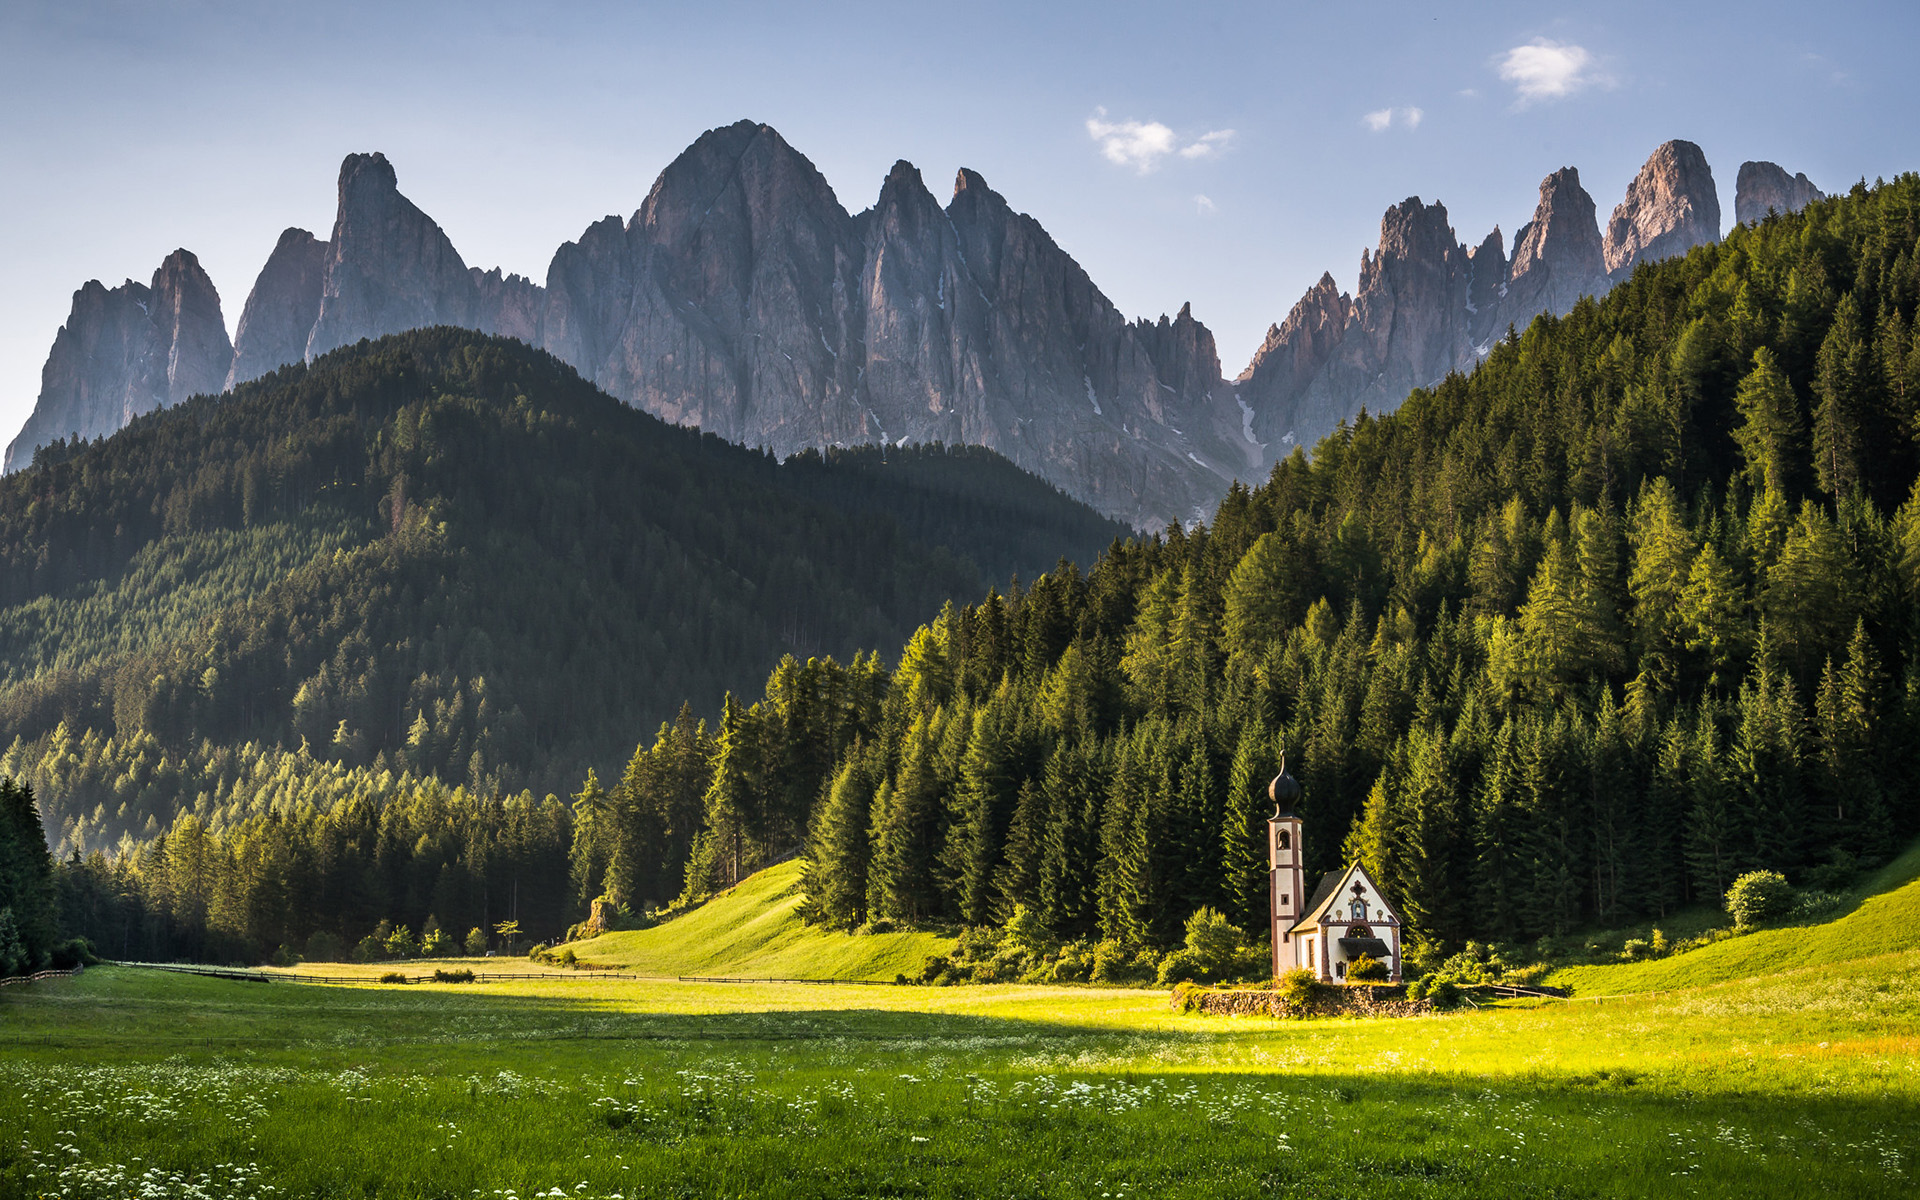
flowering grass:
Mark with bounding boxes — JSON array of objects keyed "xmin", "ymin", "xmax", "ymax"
[{"xmin": 2, "ymin": 957, "xmax": 1915, "ymax": 1199}]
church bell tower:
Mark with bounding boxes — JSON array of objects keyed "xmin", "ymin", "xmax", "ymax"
[{"xmin": 1267, "ymin": 756, "xmax": 1305, "ymax": 980}]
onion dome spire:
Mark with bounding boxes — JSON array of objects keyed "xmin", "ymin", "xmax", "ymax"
[{"xmin": 1269, "ymin": 751, "xmax": 1303, "ymax": 817}]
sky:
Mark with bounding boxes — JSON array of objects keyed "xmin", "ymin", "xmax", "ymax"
[{"xmin": 3, "ymin": 0, "xmax": 1917, "ymax": 449}]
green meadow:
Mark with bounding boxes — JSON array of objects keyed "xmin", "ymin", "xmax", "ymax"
[{"xmin": 5, "ymin": 875, "xmax": 1919, "ymax": 1200}]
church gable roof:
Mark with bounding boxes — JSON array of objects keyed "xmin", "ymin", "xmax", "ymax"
[{"xmin": 1288, "ymin": 863, "xmax": 1402, "ymax": 934}]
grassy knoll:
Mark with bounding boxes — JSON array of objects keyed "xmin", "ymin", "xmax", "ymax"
[
  {"xmin": 564, "ymin": 859, "xmax": 954, "ymax": 980},
  {"xmin": 3, "ymin": 954, "xmax": 1916, "ymax": 1199},
  {"xmin": 1552, "ymin": 840, "xmax": 1920, "ymax": 995}
]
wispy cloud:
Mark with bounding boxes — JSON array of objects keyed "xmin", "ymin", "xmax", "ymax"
[
  {"xmin": 1363, "ymin": 106, "xmax": 1424, "ymax": 132},
  {"xmin": 1086, "ymin": 109, "xmax": 1235, "ymax": 173},
  {"xmin": 1498, "ymin": 40, "xmax": 1604, "ymax": 105},
  {"xmin": 1180, "ymin": 130, "xmax": 1237, "ymax": 160},
  {"xmin": 1194, "ymin": 194, "xmax": 1216, "ymax": 215}
]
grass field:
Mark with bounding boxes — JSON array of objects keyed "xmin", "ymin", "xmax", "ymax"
[
  {"xmin": 8, "ymin": 851, "xmax": 1920, "ymax": 1198},
  {"xmin": 4, "ymin": 948, "xmax": 1916, "ymax": 1199}
]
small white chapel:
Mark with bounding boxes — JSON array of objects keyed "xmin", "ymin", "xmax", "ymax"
[{"xmin": 1266, "ymin": 762, "xmax": 1404, "ymax": 983}]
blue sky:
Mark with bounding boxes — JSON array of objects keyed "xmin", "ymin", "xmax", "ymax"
[{"xmin": 3, "ymin": 0, "xmax": 1915, "ymax": 446}]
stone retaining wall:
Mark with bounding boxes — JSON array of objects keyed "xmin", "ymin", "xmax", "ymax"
[{"xmin": 1176, "ymin": 982, "xmax": 1431, "ymax": 1019}]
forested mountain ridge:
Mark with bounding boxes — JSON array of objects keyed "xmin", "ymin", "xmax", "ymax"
[
  {"xmin": 39, "ymin": 173, "xmax": 1920, "ymax": 970},
  {"xmin": 582, "ymin": 172, "xmax": 1920, "ymax": 954},
  {"xmin": 0, "ymin": 329, "xmax": 1128, "ymax": 857}
]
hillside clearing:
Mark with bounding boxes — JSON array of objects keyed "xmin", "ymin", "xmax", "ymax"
[
  {"xmin": 563, "ymin": 858, "xmax": 953, "ymax": 980},
  {"xmin": 1552, "ymin": 839, "xmax": 1920, "ymax": 995}
]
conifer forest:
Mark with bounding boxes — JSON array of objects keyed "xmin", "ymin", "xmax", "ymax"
[{"xmin": 12, "ymin": 176, "xmax": 1920, "ymax": 971}]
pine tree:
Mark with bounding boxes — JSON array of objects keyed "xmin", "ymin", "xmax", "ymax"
[
  {"xmin": 1730, "ymin": 348, "xmax": 1804, "ymax": 497},
  {"xmin": 1218, "ymin": 724, "xmax": 1275, "ymax": 934},
  {"xmin": 801, "ymin": 749, "xmax": 878, "ymax": 930},
  {"xmin": 1812, "ymin": 293, "xmax": 1871, "ymax": 498}
]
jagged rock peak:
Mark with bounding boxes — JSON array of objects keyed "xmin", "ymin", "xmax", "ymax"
[
  {"xmin": 1503, "ymin": 167, "xmax": 1608, "ymax": 321},
  {"xmin": 339, "ymin": 151, "xmax": 398, "ymax": 193},
  {"xmin": 4, "ymin": 250, "xmax": 232, "ymax": 473},
  {"xmin": 1603, "ymin": 140, "xmax": 1721, "ymax": 279},
  {"xmin": 307, "ymin": 149, "xmax": 479, "ymax": 360},
  {"xmin": 1232, "ymin": 271, "xmax": 1351, "ymax": 448},
  {"xmin": 150, "ymin": 249, "xmax": 234, "ymax": 406},
  {"xmin": 1735, "ymin": 161, "xmax": 1825, "ymax": 226},
  {"xmin": 228, "ymin": 228, "xmax": 326, "ymax": 387}
]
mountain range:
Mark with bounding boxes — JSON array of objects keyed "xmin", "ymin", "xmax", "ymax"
[{"xmin": 4, "ymin": 123, "xmax": 1826, "ymax": 525}]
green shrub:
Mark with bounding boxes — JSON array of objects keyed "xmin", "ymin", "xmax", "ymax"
[
  {"xmin": 304, "ymin": 931, "xmax": 347, "ymax": 963},
  {"xmin": 1276, "ymin": 967, "xmax": 1324, "ymax": 1014},
  {"xmin": 1047, "ymin": 940, "xmax": 1095, "ymax": 983},
  {"xmin": 420, "ymin": 928, "xmax": 454, "ymax": 958},
  {"xmin": 1156, "ymin": 948, "xmax": 1201, "ymax": 987},
  {"xmin": 918, "ymin": 954, "xmax": 950, "ymax": 983},
  {"xmin": 379, "ymin": 972, "xmax": 409, "ymax": 984},
  {"xmin": 1346, "ymin": 953, "xmax": 1389, "ymax": 982},
  {"xmin": 1725, "ymin": 870, "xmax": 1796, "ymax": 930},
  {"xmin": 464, "ymin": 927, "xmax": 489, "ymax": 956},
  {"xmin": 352, "ymin": 934, "xmax": 386, "ymax": 963},
  {"xmin": 1182, "ymin": 907, "xmax": 1243, "ymax": 980},
  {"xmin": 432, "ymin": 968, "xmax": 476, "ymax": 983},
  {"xmin": 383, "ymin": 924, "xmax": 419, "ymax": 960},
  {"xmin": 1004, "ymin": 905, "xmax": 1054, "ymax": 957},
  {"xmin": 558, "ymin": 948, "xmax": 578, "ymax": 968},
  {"xmin": 1620, "ymin": 938, "xmax": 1651, "ymax": 962},
  {"xmin": 1408, "ymin": 975, "xmax": 1460, "ymax": 1008},
  {"xmin": 1791, "ymin": 890, "xmax": 1844, "ymax": 920},
  {"xmin": 527, "ymin": 943, "xmax": 548, "ymax": 960},
  {"xmin": 1170, "ymin": 980, "xmax": 1203, "ymax": 1012},
  {"xmin": 49, "ymin": 937, "xmax": 96, "ymax": 970},
  {"xmin": 1504, "ymin": 962, "xmax": 1553, "ymax": 987}
]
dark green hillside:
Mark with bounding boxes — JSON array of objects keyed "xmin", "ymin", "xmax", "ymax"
[{"xmin": 0, "ymin": 329, "xmax": 1127, "ymax": 854}]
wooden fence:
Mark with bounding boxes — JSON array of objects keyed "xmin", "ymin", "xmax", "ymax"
[{"xmin": 0, "ymin": 964, "xmax": 85, "ymax": 988}]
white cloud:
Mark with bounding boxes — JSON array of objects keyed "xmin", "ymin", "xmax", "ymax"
[
  {"xmin": 1086, "ymin": 109, "xmax": 1235, "ymax": 173},
  {"xmin": 1194, "ymin": 194, "xmax": 1216, "ymax": 215},
  {"xmin": 1362, "ymin": 106, "xmax": 1424, "ymax": 132},
  {"xmin": 1499, "ymin": 40, "xmax": 1601, "ymax": 105},
  {"xmin": 1179, "ymin": 130, "xmax": 1237, "ymax": 160}
]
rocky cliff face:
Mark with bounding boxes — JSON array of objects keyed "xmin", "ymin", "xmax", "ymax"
[
  {"xmin": 1499, "ymin": 168, "xmax": 1609, "ymax": 327},
  {"xmin": 309, "ymin": 153, "xmax": 489, "ymax": 358},
  {"xmin": 227, "ymin": 228, "xmax": 326, "ymax": 387},
  {"xmin": 1464, "ymin": 228, "xmax": 1507, "ymax": 350},
  {"xmin": 1296, "ymin": 198, "xmax": 1472, "ymax": 438},
  {"xmin": 4, "ymin": 250, "xmax": 231, "ymax": 473},
  {"xmin": 541, "ymin": 126, "xmax": 1251, "ymax": 526},
  {"xmin": 1233, "ymin": 273, "xmax": 1351, "ymax": 452},
  {"xmin": 8, "ymin": 130, "xmax": 1802, "ymax": 524},
  {"xmin": 1603, "ymin": 140, "xmax": 1720, "ymax": 280},
  {"xmin": 1735, "ymin": 161, "xmax": 1825, "ymax": 225},
  {"xmin": 1241, "ymin": 157, "xmax": 1728, "ymax": 455}
]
